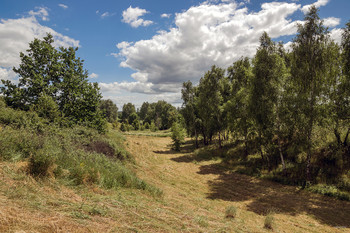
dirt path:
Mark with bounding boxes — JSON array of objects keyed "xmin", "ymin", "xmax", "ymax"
[{"xmin": 126, "ymin": 135, "xmax": 350, "ymax": 233}]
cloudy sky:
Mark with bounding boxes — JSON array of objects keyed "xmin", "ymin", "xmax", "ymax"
[{"xmin": 0, "ymin": 0, "xmax": 349, "ymax": 108}]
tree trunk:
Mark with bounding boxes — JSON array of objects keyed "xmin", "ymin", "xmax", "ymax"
[
  {"xmin": 195, "ymin": 128, "xmax": 199, "ymax": 148},
  {"xmin": 218, "ymin": 131, "xmax": 222, "ymax": 148},
  {"xmin": 343, "ymin": 127, "xmax": 350, "ymax": 147},
  {"xmin": 334, "ymin": 120, "xmax": 341, "ymax": 145},
  {"xmin": 244, "ymin": 133, "xmax": 248, "ymax": 160},
  {"xmin": 306, "ymin": 82, "xmax": 316, "ymax": 185},
  {"xmin": 278, "ymin": 138, "xmax": 286, "ymax": 175}
]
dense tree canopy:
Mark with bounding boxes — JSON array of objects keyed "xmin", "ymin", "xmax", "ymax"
[{"xmin": 180, "ymin": 8, "xmax": 350, "ymax": 186}]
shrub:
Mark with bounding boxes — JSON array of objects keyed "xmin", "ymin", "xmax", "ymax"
[
  {"xmin": 32, "ymin": 93, "xmax": 60, "ymax": 122},
  {"xmin": 150, "ymin": 121, "xmax": 157, "ymax": 132},
  {"xmin": 264, "ymin": 211, "xmax": 275, "ymax": 230},
  {"xmin": 144, "ymin": 122, "xmax": 150, "ymax": 129},
  {"xmin": 28, "ymin": 150, "xmax": 55, "ymax": 177},
  {"xmin": 225, "ymin": 205, "xmax": 237, "ymax": 218},
  {"xmin": 133, "ymin": 119, "xmax": 140, "ymax": 130},
  {"xmin": 120, "ymin": 122, "xmax": 128, "ymax": 132},
  {"xmin": 171, "ymin": 122, "xmax": 185, "ymax": 151}
]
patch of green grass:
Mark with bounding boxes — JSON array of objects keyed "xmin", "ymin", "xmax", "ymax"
[
  {"xmin": 70, "ymin": 211, "xmax": 91, "ymax": 220},
  {"xmin": 307, "ymin": 184, "xmax": 350, "ymax": 201},
  {"xmin": 123, "ymin": 129, "xmax": 171, "ymax": 137},
  {"xmin": 194, "ymin": 216, "xmax": 209, "ymax": 228}
]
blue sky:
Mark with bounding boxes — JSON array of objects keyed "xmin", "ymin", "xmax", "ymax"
[{"xmin": 1, "ymin": 0, "xmax": 349, "ymax": 107}]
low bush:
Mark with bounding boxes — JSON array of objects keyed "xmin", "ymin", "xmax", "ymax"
[
  {"xmin": 225, "ymin": 205, "xmax": 237, "ymax": 218},
  {"xmin": 264, "ymin": 211, "xmax": 275, "ymax": 230}
]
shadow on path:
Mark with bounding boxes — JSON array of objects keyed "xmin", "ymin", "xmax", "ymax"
[{"xmin": 172, "ymin": 153, "xmax": 350, "ymax": 228}]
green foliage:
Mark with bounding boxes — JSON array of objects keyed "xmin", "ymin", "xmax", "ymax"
[
  {"xmin": 226, "ymin": 57, "xmax": 253, "ymax": 158},
  {"xmin": 121, "ymin": 103, "xmax": 136, "ymax": 123},
  {"xmin": 120, "ymin": 122, "xmax": 129, "ymax": 132},
  {"xmin": 290, "ymin": 6, "xmax": 339, "ymax": 181},
  {"xmin": 28, "ymin": 146, "xmax": 56, "ymax": 177},
  {"xmin": 132, "ymin": 119, "xmax": 140, "ymax": 130},
  {"xmin": 32, "ymin": 93, "xmax": 60, "ymax": 122},
  {"xmin": 128, "ymin": 112, "xmax": 139, "ymax": 126},
  {"xmin": 171, "ymin": 122, "xmax": 185, "ymax": 151},
  {"xmin": 0, "ymin": 34, "xmax": 106, "ymax": 132},
  {"xmin": 307, "ymin": 184, "xmax": 350, "ymax": 201},
  {"xmin": 99, "ymin": 99, "xmax": 118, "ymax": 123},
  {"xmin": 144, "ymin": 122, "xmax": 150, "ymax": 129},
  {"xmin": 139, "ymin": 102, "xmax": 151, "ymax": 121},
  {"xmin": 197, "ymin": 65, "xmax": 226, "ymax": 146},
  {"xmin": 138, "ymin": 100, "xmax": 178, "ymax": 130},
  {"xmin": 150, "ymin": 121, "xmax": 158, "ymax": 132}
]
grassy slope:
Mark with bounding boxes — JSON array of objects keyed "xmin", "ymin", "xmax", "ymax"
[{"xmin": 1, "ymin": 133, "xmax": 350, "ymax": 232}]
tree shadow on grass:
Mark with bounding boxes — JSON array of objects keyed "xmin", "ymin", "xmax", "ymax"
[
  {"xmin": 170, "ymin": 139, "xmax": 350, "ymax": 227},
  {"xmin": 154, "ymin": 140, "xmax": 196, "ymax": 156},
  {"xmin": 199, "ymin": 161, "xmax": 350, "ymax": 228}
]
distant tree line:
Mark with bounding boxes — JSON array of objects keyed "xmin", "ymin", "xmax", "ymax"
[
  {"xmin": 119, "ymin": 100, "xmax": 180, "ymax": 132},
  {"xmin": 181, "ymin": 7, "xmax": 350, "ymax": 185}
]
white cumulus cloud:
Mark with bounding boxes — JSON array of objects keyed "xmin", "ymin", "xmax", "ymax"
[
  {"xmin": 115, "ymin": 1, "xmax": 301, "ymax": 94},
  {"xmin": 0, "ymin": 7, "xmax": 80, "ymax": 81},
  {"xmin": 330, "ymin": 28, "xmax": 343, "ymax": 45},
  {"xmin": 323, "ymin": 17, "xmax": 341, "ymax": 28},
  {"xmin": 122, "ymin": 6, "xmax": 153, "ymax": 28},
  {"xmin": 301, "ymin": 0, "xmax": 329, "ymax": 14}
]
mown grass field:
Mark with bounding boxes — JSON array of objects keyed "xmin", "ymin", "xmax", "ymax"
[{"xmin": 1, "ymin": 133, "xmax": 350, "ymax": 232}]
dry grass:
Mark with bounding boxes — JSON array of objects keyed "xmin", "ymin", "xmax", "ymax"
[{"xmin": 1, "ymin": 134, "xmax": 350, "ymax": 232}]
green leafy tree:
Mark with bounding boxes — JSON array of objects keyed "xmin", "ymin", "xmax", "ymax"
[
  {"xmin": 226, "ymin": 57, "xmax": 253, "ymax": 158},
  {"xmin": 332, "ymin": 21, "xmax": 350, "ymax": 147},
  {"xmin": 290, "ymin": 6, "xmax": 335, "ymax": 183},
  {"xmin": 250, "ymin": 32, "xmax": 289, "ymax": 170},
  {"xmin": 139, "ymin": 102, "xmax": 151, "ymax": 121},
  {"xmin": 150, "ymin": 121, "xmax": 158, "ymax": 132},
  {"xmin": 1, "ymin": 34, "xmax": 60, "ymax": 110},
  {"xmin": 133, "ymin": 119, "xmax": 140, "ymax": 130},
  {"xmin": 171, "ymin": 122, "xmax": 185, "ymax": 151},
  {"xmin": 197, "ymin": 65, "xmax": 225, "ymax": 146},
  {"xmin": 128, "ymin": 112, "xmax": 139, "ymax": 126},
  {"xmin": 0, "ymin": 34, "xmax": 105, "ymax": 132},
  {"xmin": 99, "ymin": 99, "xmax": 118, "ymax": 123},
  {"xmin": 154, "ymin": 100, "xmax": 178, "ymax": 130},
  {"xmin": 121, "ymin": 103, "xmax": 136, "ymax": 123},
  {"xmin": 181, "ymin": 81, "xmax": 200, "ymax": 147}
]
